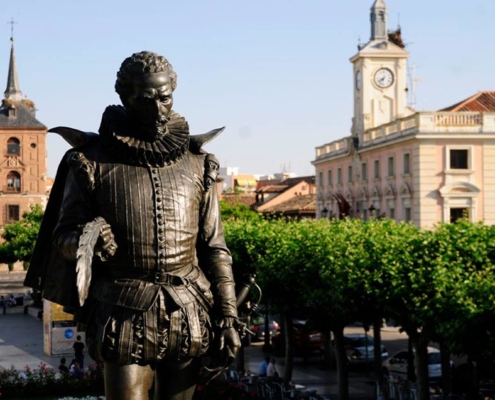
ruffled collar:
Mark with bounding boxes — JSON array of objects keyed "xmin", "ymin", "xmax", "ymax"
[{"xmin": 98, "ymin": 105, "xmax": 190, "ymax": 167}]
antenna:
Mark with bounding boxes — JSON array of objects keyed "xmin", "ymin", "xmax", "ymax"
[{"xmin": 407, "ymin": 62, "xmax": 422, "ymax": 109}]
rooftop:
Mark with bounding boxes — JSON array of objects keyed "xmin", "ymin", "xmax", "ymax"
[{"xmin": 440, "ymin": 91, "xmax": 495, "ymax": 112}]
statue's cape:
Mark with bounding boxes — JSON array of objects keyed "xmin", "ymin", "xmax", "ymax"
[{"xmin": 24, "ymin": 126, "xmax": 224, "ymax": 311}]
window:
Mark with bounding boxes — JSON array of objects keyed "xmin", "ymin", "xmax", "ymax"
[
  {"xmin": 348, "ymin": 166, "xmax": 353, "ymax": 183},
  {"xmin": 404, "ymin": 207, "xmax": 411, "ymax": 222},
  {"xmin": 389, "ymin": 208, "xmax": 395, "ymax": 219},
  {"xmin": 450, "ymin": 149, "xmax": 468, "ymax": 169},
  {"xmin": 374, "ymin": 160, "xmax": 380, "ymax": 179},
  {"xmin": 7, "ymin": 137, "xmax": 20, "ymax": 155},
  {"xmin": 327, "ymin": 169, "xmax": 332, "ymax": 185},
  {"xmin": 388, "ymin": 157, "xmax": 394, "ymax": 177},
  {"xmin": 450, "ymin": 208, "xmax": 468, "ymax": 223},
  {"xmin": 319, "ymin": 171, "xmax": 323, "ymax": 187},
  {"xmin": 7, "ymin": 205, "xmax": 20, "ymax": 222},
  {"xmin": 337, "ymin": 168, "xmax": 342, "ymax": 184},
  {"xmin": 403, "ymin": 153, "xmax": 410, "ymax": 174},
  {"xmin": 361, "ymin": 163, "xmax": 367, "ymax": 181},
  {"xmin": 6, "ymin": 171, "xmax": 21, "ymax": 192}
]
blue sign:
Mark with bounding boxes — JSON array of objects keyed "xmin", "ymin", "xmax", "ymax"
[{"xmin": 64, "ymin": 329, "xmax": 74, "ymax": 339}]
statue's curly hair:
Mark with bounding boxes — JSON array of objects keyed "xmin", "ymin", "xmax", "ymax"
[{"xmin": 115, "ymin": 51, "xmax": 177, "ymax": 100}]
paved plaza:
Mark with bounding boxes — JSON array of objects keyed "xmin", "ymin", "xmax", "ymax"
[{"xmin": 0, "ymin": 311, "xmax": 378, "ymax": 399}]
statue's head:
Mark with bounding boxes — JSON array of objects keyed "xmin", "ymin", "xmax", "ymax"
[{"xmin": 115, "ymin": 51, "xmax": 178, "ymax": 141}]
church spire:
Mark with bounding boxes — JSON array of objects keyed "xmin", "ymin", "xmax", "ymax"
[
  {"xmin": 370, "ymin": 0, "xmax": 388, "ymax": 41},
  {"xmin": 4, "ymin": 20, "xmax": 22, "ymax": 102}
]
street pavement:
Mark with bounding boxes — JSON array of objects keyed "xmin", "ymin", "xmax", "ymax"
[{"xmin": 0, "ymin": 311, "xmax": 385, "ymax": 399}]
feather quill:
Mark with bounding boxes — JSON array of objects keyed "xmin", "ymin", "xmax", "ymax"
[{"xmin": 76, "ymin": 217, "xmax": 107, "ymax": 307}]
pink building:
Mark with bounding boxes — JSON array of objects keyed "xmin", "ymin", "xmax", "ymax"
[{"xmin": 312, "ymin": 1, "xmax": 495, "ymax": 228}]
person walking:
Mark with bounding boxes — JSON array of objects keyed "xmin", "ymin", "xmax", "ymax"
[
  {"xmin": 267, "ymin": 357, "xmax": 279, "ymax": 378},
  {"xmin": 72, "ymin": 335, "xmax": 85, "ymax": 370}
]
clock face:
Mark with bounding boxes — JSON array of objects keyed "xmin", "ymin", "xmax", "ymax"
[
  {"xmin": 374, "ymin": 68, "xmax": 394, "ymax": 88},
  {"xmin": 355, "ymin": 70, "xmax": 361, "ymax": 91}
]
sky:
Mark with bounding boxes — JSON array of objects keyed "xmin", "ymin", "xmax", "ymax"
[{"xmin": 2, "ymin": 0, "xmax": 494, "ymax": 178}]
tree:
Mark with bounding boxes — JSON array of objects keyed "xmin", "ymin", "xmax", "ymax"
[
  {"xmin": 1, "ymin": 204, "xmax": 44, "ymax": 269},
  {"xmin": 219, "ymin": 200, "xmax": 260, "ymax": 222}
]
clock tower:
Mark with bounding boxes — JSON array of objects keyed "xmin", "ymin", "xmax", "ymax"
[{"xmin": 350, "ymin": 0, "xmax": 411, "ymax": 138}]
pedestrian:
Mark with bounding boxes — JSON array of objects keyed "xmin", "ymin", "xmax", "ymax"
[
  {"xmin": 72, "ymin": 335, "xmax": 85, "ymax": 369},
  {"xmin": 69, "ymin": 359, "xmax": 82, "ymax": 379},
  {"xmin": 267, "ymin": 357, "xmax": 279, "ymax": 378},
  {"xmin": 0, "ymin": 296, "xmax": 6, "ymax": 314},
  {"xmin": 59, "ymin": 357, "xmax": 69, "ymax": 374},
  {"xmin": 8, "ymin": 295, "xmax": 16, "ymax": 307},
  {"xmin": 258, "ymin": 356, "xmax": 270, "ymax": 377}
]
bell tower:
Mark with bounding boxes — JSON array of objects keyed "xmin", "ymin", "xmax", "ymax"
[
  {"xmin": 350, "ymin": 0, "xmax": 411, "ymax": 138},
  {"xmin": 0, "ymin": 27, "xmax": 48, "ymax": 225}
]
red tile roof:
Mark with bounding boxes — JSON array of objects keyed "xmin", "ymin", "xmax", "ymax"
[
  {"xmin": 261, "ymin": 194, "xmax": 316, "ymax": 215},
  {"xmin": 440, "ymin": 91, "xmax": 495, "ymax": 112},
  {"xmin": 257, "ymin": 185, "xmax": 289, "ymax": 193},
  {"xmin": 220, "ymin": 193, "xmax": 257, "ymax": 207}
]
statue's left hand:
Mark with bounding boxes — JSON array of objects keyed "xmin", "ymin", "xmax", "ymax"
[{"xmin": 217, "ymin": 327, "xmax": 241, "ymax": 359}]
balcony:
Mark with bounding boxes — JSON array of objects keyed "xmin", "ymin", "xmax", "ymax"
[{"xmin": 314, "ymin": 112, "xmax": 495, "ymax": 161}]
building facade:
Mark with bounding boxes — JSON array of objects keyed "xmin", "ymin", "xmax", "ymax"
[
  {"xmin": 0, "ymin": 37, "xmax": 47, "ymax": 225},
  {"xmin": 312, "ymin": 0, "xmax": 495, "ymax": 228}
]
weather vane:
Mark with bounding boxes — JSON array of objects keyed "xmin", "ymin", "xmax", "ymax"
[{"xmin": 8, "ymin": 18, "xmax": 17, "ymax": 41}]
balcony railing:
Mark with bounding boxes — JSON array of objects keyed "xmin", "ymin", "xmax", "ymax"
[
  {"xmin": 4, "ymin": 186, "xmax": 21, "ymax": 193},
  {"xmin": 315, "ymin": 111, "xmax": 495, "ymax": 160}
]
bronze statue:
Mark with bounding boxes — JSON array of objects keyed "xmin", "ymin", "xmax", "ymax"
[{"xmin": 25, "ymin": 51, "xmax": 241, "ymax": 400}]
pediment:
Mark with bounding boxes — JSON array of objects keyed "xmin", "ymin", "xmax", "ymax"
[
  {"xmin": 400, "ymin": 182, "xmax": 412, "ymax": 197},
  {"xmin": 439, "ymin": 181, "xmax": 480, "ymax": 196},
  {"xmin": 371, "ymin": 185, "xmax": 381, "ymax": 199},
  {"xmin": 0, "ymin": 155, "xmax": 26, "ymax": 169},
  {"xmin": 359, "ymin": 187, "xmax": 368, "ymax": 200},
  {"xmin": 384, "ymin": 184, "xmax": 396, "ymax": 198}
]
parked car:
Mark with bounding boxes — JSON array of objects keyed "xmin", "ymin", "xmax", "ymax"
[
  {"xmin": 341, "ymin": 333, "xmax": 388, "ymax": 366},
  {"xmin": 250, "ymin": 314, "xmax": 280, "ymax": 342},
  {"xmin": 271, "ymin": 319, "xmax": 322, "ymax": 358},
  {"xmin": 383, "ymin": 346, "xmax": 445, "ymax": 381}
]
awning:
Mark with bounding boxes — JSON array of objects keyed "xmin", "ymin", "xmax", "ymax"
[{"xmin": 235, "ymin": 179, "xmax": 257, "ymax": 188}]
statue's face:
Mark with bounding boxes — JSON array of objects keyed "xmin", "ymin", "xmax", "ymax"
[{"xmin": 127, "ymin": 72, "xmax": 174, "ymax": 141}]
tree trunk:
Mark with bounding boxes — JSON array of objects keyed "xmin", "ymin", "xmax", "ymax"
[
  {"xmin": 333, "ymin": 325, "xmax": 350, "ymax": 400},
  {"xmin": 439, "ymin": 341, "xmax": 452, "ymax": 395},
  {"xmin": 282, "ymin": 311, "xmax": 294, "ymax": 385},
  {"xmin": 373, "ymin": 318, "xmax": 384, "ymax": 389},
  {"xmin": 411, "ymin": 333, "xmax": 430, "ymax": 400},
  {"xmin": 465, "ymin": 357, "xmax": 479, "ymax": 400}
]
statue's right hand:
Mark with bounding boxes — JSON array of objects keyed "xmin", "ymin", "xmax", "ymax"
[{"xmin": 95, "ymin": 223, "xmax": 117, "ymax": 261}]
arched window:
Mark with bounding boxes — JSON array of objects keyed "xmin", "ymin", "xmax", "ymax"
[
  {"xmin": 7, "ymin": 137, "xmax": 20, "ymax": 155},
  {"xmin": 7, "ymin": 171, "xmax": 21, "ymax": 192}
]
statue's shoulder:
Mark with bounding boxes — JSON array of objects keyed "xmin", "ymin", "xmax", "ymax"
[
  {"xmin": 189, "ymin": 127, "xmax": 225, "ymax": 192},
  {"xmin": 189, "ymin": 127, "xmax": 225, "ymax": 155},
  {"xmin": 49, "ymin": 127, "xmax": 100, "ymax": 191},
  {"xmin": 49, "ymin": 126, "xmax": 99, "ymax": 149}
]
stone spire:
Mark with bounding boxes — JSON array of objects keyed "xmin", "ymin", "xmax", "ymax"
[
  {"xmin": 370, "ymin": 0, "xmax": 388, "ymax": 41},
  {"xmin": 4, "ymin": 36, "xmax": 22, "ymax": 101}
]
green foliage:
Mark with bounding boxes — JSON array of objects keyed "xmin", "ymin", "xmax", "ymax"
[
  {"xmin": 0, "ymin": 362, "xmax": 104, "ymax": 398},
  {"xmin": 219, "ymin": 200, "xmax": 260, "ymax": 222},
  {"xmin": 225, "ymin": 216, "xmax": 495, "ymax": 358},
  {"xmin": 0, "ymin": 204, "xmax": 43, "ymax": 264}
]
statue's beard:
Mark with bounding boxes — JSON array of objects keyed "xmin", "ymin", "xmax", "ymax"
[
  {"xmin": 141, "ymin": 117, "xmax": 169, "ymax": 141},
  {"xmin": 129, "ymin": 112, "xmax": 170, "ymax": 141}
]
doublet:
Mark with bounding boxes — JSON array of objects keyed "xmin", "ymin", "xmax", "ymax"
[{"xmin": 50, "ymin": 107, "xmax": 237, "ymax": 364}]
